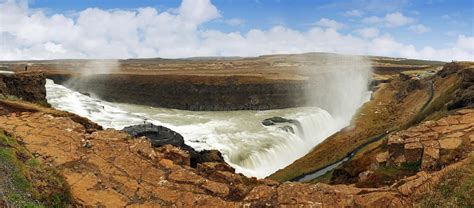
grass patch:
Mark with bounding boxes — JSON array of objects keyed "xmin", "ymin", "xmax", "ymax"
[
  {"xmin": 401, "ymin": 161, "xmax": 421, "ymax": 172},
  {"xmin": 0, "ymin": 130, "xmax": 72, "ymax": 207},
  {"xmin": 416, "ymin": 157, "xmax": 474, "ymax": 207},
  {"xmin": 0, "ymin": 94, "xmax": 20, "ymax": 101},
  {"xmin": 377, "ymin": 166, "xmax": 402, "ymax": 176},
  {"xmin": 376, "ymin": 59, "xmax": 445, "ymax": 66}
]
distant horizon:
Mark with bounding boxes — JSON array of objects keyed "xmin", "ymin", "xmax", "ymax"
[
  {"xmin": 1, "ymin": 0, "xmax": 473, "ymax": 61},
  {"xmin": 0, "ymin": 51, "xmax": 455, "ymax": 63}
]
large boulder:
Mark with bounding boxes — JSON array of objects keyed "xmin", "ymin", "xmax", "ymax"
[
  {"xmin": 262, "ymin": 116, "xmax": 296, "ymax": 126},
  {"xmin": 262, "ymin": 116, "xmax": 303, "ymax": 135},
  {"xmin": 122, "ymin": 123, "xmax": 185, "ymax": 147},
  {"xmin": 122, "ymin": 123, "xmax": 224, "ymax": 167}
]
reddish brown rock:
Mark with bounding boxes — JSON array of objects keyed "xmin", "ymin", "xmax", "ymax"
[
  {"xmin": 1, "ymin": 100, "xmax": 473, "ymax": 207},
  {"xmin": 388, "ymin": 135, "xmax": 404, "ymax": 144},
  {"xmin": 376, "ymin": 151, "xmax": 389, "ymax": 164},
  {"xmin": 421, "ymin": 140, "xmax": 439, "ymax": 148},
  {"xmin": 394, "ymin": 155, "xmax": 407, "ymax": 165},
  {"xmin": 436, "ymin": 118, "xmax": 449, "ymax": 126},
  {"xmin": 354, "ymin": 192, "xmax": 407, "ymax": 207},
  {"xmin": 201, "ymin": 180, "xmax": 229, "ymax": 196},
  {"xmin": 90, "ymin": 128, "xmax": 129, "ymax": 141},
  {"xmin": 445, "ymin": 116, "xmax": 460, "ymax": 125},
  {"xmin": 359, "ymin": 170, "xmax": 374, "ymax": 182},
  {"xmin": 457, "ymin": 108, "xmax": 474, "ymax": 114},
  {"xmin": 439, "ymin": 138, "xmax": 463, "ymax": 150},
  {"xmin": 157, "ymin": 144, "xmax": 191, "ymax": 166},
  {"xmin": 421, "ymin": 147, "xmax": 440, "ymax": 170},
  {"xmin": 446, "ymin": 132, "xmax": 465, "ymax": 138},
  {"xmin": 244, "ymin": 185, "xmax": 276, "ymax": 201},
  {"xmin": 197, "ymin": 162, "xmax": 235, "ymax": 174},
  {"xmin": 276, "ymin": 183, "xmax": 354, "ymax": 207},
  {"xmin": 169, "ymin": 169, "xmax": 205, "ymax": 185},
  {"xmin": 459, "ymin": 114, "xmax": 474, "ymax": 124},
  {"xmin": 431, "ymin": 125, "xmax": 452, "ymax": 134},
  {"xmin": 404, "ymin": 142, "xmax": 423, "ymax": 163},
  {"xmin": 386, "ymin": 110, "xmax": 473, "ymax": 172}
]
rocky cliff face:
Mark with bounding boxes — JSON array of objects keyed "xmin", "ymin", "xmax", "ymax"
[
  {"xmin": 385, "ymin": 109, "xmax": 473, "ymax": 171},
  {"xmin": 329, "ymin": 108, "xmax": 473, "ymax": 191},
  {"xmin": 47, "ymin": 74, "xmax": 309, "ymax": 111},
  {"xmin": 447, "ymin": 62, "xmax": 474, "ymax": 110},
  {"xmin": 0, "ymin": 72, "xmax": 47, "ymax": 104}
]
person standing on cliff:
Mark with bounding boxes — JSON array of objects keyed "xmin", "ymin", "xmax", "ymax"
[{"xmin": 24, "ymin": 65, "xmax": 28, "ymax": 71}]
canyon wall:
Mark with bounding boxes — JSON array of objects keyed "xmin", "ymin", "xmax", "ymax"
[
  {"xmin": 0, "ymin": 72, "xmax": 47, "ymax": 104},
  {"xmin": 47, "ymin": 74, "xmax": 311, "ymax": 111}
]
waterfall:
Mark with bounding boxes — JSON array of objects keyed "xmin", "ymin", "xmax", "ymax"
[
  {"xmin": 227, "ymin": 110, "xmax": 343, "ymax": 178},
  {"xmin": 293, "ymin": 110, "xmax": 339, "ymax": 142},
  {"xmin": 45, "ymin": 64, "xmax": 370, "ymax": 179}
]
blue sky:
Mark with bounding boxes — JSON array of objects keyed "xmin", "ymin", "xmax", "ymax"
[{"xmin": 1, "ymin": 0, "xmax": 473, "ymax": 60}]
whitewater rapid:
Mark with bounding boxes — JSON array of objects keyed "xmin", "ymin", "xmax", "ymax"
[{"xmin": 46, "ymin": 79, "xmax": 362, "ymax": 178}]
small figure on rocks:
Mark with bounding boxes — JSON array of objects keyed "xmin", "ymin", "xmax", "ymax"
[{"xmin": 24, "ymin": 65, "xmax": 28, "ymax": 71}]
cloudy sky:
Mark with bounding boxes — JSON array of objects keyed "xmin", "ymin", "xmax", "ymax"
[{"xmin": 0, "ymin": 0, "xmax": 473, "ymax": 61}]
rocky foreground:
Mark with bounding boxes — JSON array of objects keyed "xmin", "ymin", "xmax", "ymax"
[{"xmin": 0, "ymin": 106, "xmax": 472, "ymax": 207}]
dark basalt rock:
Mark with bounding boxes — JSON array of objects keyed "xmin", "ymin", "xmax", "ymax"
[
  {"xmin": 262, "ymin": 116, "xmax": 304, "ymax": 136},
  {"xmin": 122, "ymin": 123, "xmax": 224, "ymax": 167},
  {"xmin": 261, "ymin": 116, "xmax": 296, "ymax": 126},
  {"xmin": 279, "ymin": 126, "xmax": 295, "ymax": 134},
  {"xmin": 198, "ymin": 150, "xmax": 225, "ymax": 163},
  {"xmin": 394, "ymin": 76, "xmax": 426, "ymax": 101},
  {"xmin": 122, "ymin": 123, "xmax": 185, "ymax": 147},
  {"xmin": 46, "ymin": 74, "xmax": 309, "ymax": 111},
  {"xmin": 0, "ymin": 72, "xmax": 47, "ymax": 105}
]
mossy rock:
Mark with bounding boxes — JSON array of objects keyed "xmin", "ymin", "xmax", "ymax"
[{"xmin": 0, "ymin": 130, "xmax": 72, "ymax": 207}]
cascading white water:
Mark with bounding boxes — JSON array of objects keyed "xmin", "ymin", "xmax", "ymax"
[
  {"xmin": 46, "ymin": 79, "xmax": 360, "ymax": 178},
  {"xmin": 45, "ymin": 55, "xmax": 372, "ymax": 179}
]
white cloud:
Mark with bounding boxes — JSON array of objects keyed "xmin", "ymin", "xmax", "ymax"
[
  {"xmin": 355, "ymin": 27, "xmax": 380, "ymax": 38},
  {"xmin": 0, "ymin": 0, "xmax": 472, "ymax": 61},
  {"xmin": 362, "ymin": 12, "xmax": 414, "ymax": 27},
  {"xmin": 224, "ymin": 18, "xmax": 244, "ymax": 26},
  {"xmin": 444, "ymin": 31, "xmax": 457, "ymax": 37},
  {"xmin": 314, "ymin": 18, "xmax": 345, "ymax": 30},
  {"xmin": 456, "ymin": 35, "xmax": 474, "ymax": 50},
  {"xmin": 409, "ymin": 24, "xmax": 431, "ymax": 34},
  {"xmin": 385, "ymin": 12, "xmax": 414, "ymax": 26},
  {"xmin": 178, "ymin": 0, "xmax": 220, "ymax": 25},
  {"xmin": 441, "ymin": 14, "xmax": 451, "ymax": 19},
  {"xmin": 344, "ymin": 10, "xmax": 363, "ymax": 17},
  {"xmin": 361, "ymin": 16, "xmax": 382, "ymax": 24}
]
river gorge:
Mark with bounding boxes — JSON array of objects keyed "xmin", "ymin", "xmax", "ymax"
[{"xmin": 46, "ymin": 79, "xmax": 365, "ymax": 178}]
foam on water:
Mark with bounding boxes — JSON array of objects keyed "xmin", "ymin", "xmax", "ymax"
[{"xmin": 45, "ymin": 79, "xmax": 361, "ymax": 178}]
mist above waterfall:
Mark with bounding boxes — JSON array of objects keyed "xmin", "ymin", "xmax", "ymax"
[
  {"xmin": 301, "ymin": 55, "xmax": 373, "ymax": 124},
  {"xmin": 61, "ymin": 60, "xmax": 120, "ymax": 97},
  {"xmin": 73, "ymin": 60, "xmax": 120, "ymax": 76}
]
